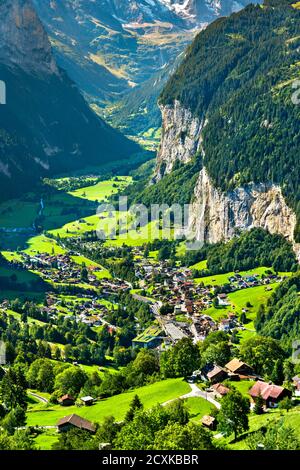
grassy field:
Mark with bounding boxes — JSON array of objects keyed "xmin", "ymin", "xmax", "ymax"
[
  {"xmin": 194, "ymin": 267, "xmax": 276, "ymax": 286},
  {"xmin": 0, "ymin": 197, "xmax": 39, "ymax": 228},
  {"xmin": 185, "ymin": 397, "xmax": 215, "ymax": 422},
  {"xmin": 202, "ymin": 283, "xmax": 279, "ymax": 327},
  {"xmin": 26, "ymin": 379, "xmax": 190, "ymax": 427},
  {"xmin": 24, "ymin": 235, "xmax": 66, "ymax": 255},
  {"xmin": 0, "ymin": 290, "xmax": 45, "ymax": 302},
  {"xmin": 1, "ymin": 251, "xmax": 23, "ymax": 263},
  {"xmin": 0, "ymin": 266, "xmax": 37, "ymax": 283},
  {"xmin": 69, "ymin": 177, "xmax": 132, "ymax": 202},
  {"xmin": 5, "ymin": 309, "xmax": 45, "ymax": 326},
  {"xmin": 34, "ymin": 429, "xmax": 59, "ymax": 450},
  {"xmin": 230, "ymin": 380, "xmax": 255, "ymax": 397},
  {"xmin": 190, "ymin": 260, "xmax": 208, "ymax": 271}
]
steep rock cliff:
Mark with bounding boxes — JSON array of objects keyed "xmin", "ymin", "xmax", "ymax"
[
  {"xmin": 188, "ymin": 168, "xmax": 297, "ymax": 245},
  {"xmin": 0, "ymin": 0, "xmax": 58, "ymax": 76},
  {"xmin": 156, "ymin": 101, "xmax": 203, "ymax": 179},
  {"xmin": 155, "ymin": 99, "xmax": 299, "ymax": 255}
]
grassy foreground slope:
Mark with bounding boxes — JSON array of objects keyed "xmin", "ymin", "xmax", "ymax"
[{"xmin": 26, "ymin": 379, "xmax": 190, "ymax": 427}]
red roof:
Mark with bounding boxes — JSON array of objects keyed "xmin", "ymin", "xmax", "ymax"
[
  {"xmin": 249, "ymin": 381, "xmax": 286, "ymax": 400},
  {"xmin": 60, "ymin": 394, "xmax": 75, "ymax": 401},
  {"xmin": 212, "ymin": 383, "xmax": 230, "ymax": 396}
]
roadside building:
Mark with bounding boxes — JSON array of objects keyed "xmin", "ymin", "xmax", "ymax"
[
  {"xmin": 225, "ymin": 358, "xmax": 254, "ymax": 377},
  {"xmin": 132, "ymin": 325, "xmax": 163, "ymax": 349},
  {"xmin": 212, "ymin": 383, "xmax": 230, "ymax": 399}
]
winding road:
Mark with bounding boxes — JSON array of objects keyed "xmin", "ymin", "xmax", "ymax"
[{"xmin": 28, "ymin": 391, "xmax": 49, "ymax": 404}]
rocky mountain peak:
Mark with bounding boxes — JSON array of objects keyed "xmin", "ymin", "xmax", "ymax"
[{"xmin": 0, "ymin": 0, "xmax": 58, "ymax": 75}]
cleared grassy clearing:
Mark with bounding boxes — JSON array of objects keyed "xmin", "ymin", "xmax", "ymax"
[
  {"xmin": 0, "ymin": 266, "xmax": 36, "ymax": 283},
  {"xmin": 69, "ymin": 177, "xmax": 132, "ymax": 202},
  {"xmin": 230, "ymin": 380, "xmax": 255, "ymax": 397},
  {"xmin": 190, "ymin": 260, "xmax": 207, "ymax": 271},
  {"xmin": 202, "ymin": 284, "xmax": 279, "ymax": 325},
  {"xmin": 4, "ymin": 309, "xmax": 45, "ymax": 326},
  {"xmin": 0, "ymin": 198, "xmax": 39, "ymax": 228},
  {"xmin": 24, "ymin": 235, "xmax": 66, "ymax": 255},
  {"xmin": 34, "ymin": 429, "xmax": 59, "ymax": 450}
]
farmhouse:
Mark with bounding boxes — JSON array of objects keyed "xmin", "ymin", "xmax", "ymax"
[
  {"xmin": 59, "ymin": 394, "xmax": 75, "ymax": 407},
  {"xmin": 225, "ymin": 358, "xmax": 254, "ymax": 377},
  {"xmin": 249, "ymin": 381, "xmax": 292, "ymax": 408},
  {"xmin": 207, "ymin": 366, "xmax": 228, "ymax": 384},
  {"xmin": 57, "ymin": 414, "xmax": 96, "ymax": 433}
]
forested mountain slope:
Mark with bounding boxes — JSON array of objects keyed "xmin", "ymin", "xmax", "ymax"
[{"xmin": 155, "ymin": 0, "xmax": 300, "ymax": 243}]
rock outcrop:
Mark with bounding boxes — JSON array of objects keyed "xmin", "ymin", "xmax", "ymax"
[
  {"xmin": 188, "ymin": 167, "xmax": 297, "ymax": 245},
  {"xmin": 155, "ymin": 101, "xmax": 204, "ymax": 179},
  {"xmin": 0, "ymin": 0, "xmax": 58, "ymax": 75}
]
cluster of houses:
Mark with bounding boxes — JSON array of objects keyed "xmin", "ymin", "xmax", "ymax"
[
  {"xmin": 130, "ymin": 251, "xmax": 291, "ymax": 348},
  {"xmin": 200, "ymin": 358, "xmax": 294, "ymax": 431},
  {"xmin": 9, "ymin": 252, "xmax": 103, "ymax": 286},
  {"xmin": 6, "ymin": 252, "xmax": 131, "ymax": 296}
]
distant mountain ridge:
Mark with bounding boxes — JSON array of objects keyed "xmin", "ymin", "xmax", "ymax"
[
  {"xmin": 32, "ymin": 0, "xmax": 253, "ymax": 137},
  {"xmin": 0, "ymin": 0, "xmax": 138, "ymax": 201}
]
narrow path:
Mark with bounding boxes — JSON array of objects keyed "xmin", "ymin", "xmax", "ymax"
[
  {"xmin": 163, "ymin": 383, "xmax": 221, "ymax": 409},
  {"xmin": 28, "ymin": 391, "xmax": 49, "ymax": 404}
]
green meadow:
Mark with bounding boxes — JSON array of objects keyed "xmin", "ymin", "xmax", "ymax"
[
  {"xmin": 69, "ymin": 177, "xmax": 132, "ymax": 202},
  {"xmin": 26, "ymin": 378, "xmax": 190, "ymax": 427},
  {"xmin": 194, "ymin": 267, "xmax": 278, "ymax": 286},
  {"xmin": 202, "ymin": 283, "xmax": 280, "ymax": 330}
]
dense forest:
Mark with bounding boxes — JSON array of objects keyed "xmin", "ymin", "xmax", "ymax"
[
  {"xmin": 256, "ymin": 273, "xmax": 300, "ymax": 348},
  {"xmin": 160, "ymin": 0, "xmax": 300, "ymax": 239},
  {"xmin": 183, "ymin": 228, "xmax": 298, "ymax": 274}
]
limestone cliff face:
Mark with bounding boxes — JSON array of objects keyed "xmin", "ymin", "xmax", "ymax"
[
  {"xmin": 188, "ymin": 167, "xmax": 297, "ymax": 246},
  {"xmin": 155, "ymin": 101, "xmax": 204, "ymax": 179},
  {"xmin": 0, "ymin": 0, "xmax": 58, "ymax": 75}
]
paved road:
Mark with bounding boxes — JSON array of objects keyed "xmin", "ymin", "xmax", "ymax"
[
  {"xmin": 28, "ymin": 391, "xmax": 49, "ymax": 404},
  {"xmin": 163, "ymin": 383, "xmax": 221, "ymax": 410}
]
